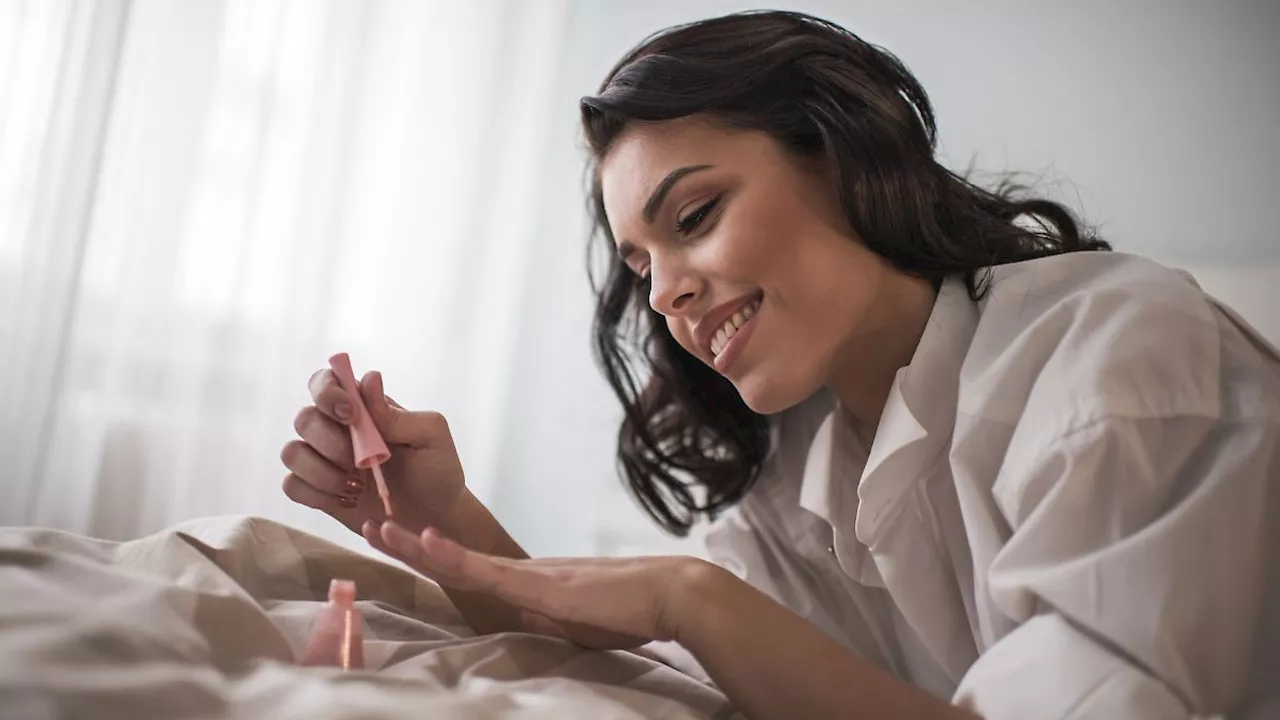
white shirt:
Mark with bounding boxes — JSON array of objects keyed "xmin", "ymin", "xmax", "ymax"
[{"xmin": 705, "ymin": 252, "xmax": 1280, "ymax": 719}]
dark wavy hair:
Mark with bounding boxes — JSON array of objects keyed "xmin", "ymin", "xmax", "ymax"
[{"xmin": 582, "ymin": 10, "xmax": 1110, "ymax": 536}]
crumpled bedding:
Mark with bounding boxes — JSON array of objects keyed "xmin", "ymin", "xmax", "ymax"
[{"xmin": 0, "ymin": 515, "xmax": 738, "ymax": 719}]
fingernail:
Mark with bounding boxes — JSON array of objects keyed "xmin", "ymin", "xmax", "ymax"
[
  {"xmin": 334, "ymin": 402, "xmax": 352, "ymax": 422},
  {"xmin": 339, "ymin": 495, "xmax": 358, "ymax": 508},
  {"xmin": 344, "ymin": 478, "xmax": 364, "ymax": 495},
  {"xmin": 383, "ymin": 522, "xmax": 415, "ymax": 545},
  {"xmin": 382, "ymin": 524, "xmax": 411, "ymax": 551}
]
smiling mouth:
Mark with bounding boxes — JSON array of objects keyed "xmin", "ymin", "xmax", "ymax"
[
  {"xmin": 709, "ymin": 295, "xmax": 763, "ymax": 370},
  {"xmin": 709, "ymin": 297, "xmax": 759, "ymax": 356}
]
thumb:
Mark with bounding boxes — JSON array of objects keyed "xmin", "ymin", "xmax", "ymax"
[
  {"xmin": 358, "ymin": 371, "xmax": 401, "ymax": 438},
  {"xmin": 358, "ymin": 371, "xmax": 451, "ymax": 447}
]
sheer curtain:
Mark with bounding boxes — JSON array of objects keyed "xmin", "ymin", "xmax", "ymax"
[{"xmin": 0, "ymin": 0, "xmax": 571, "ymax": 551}]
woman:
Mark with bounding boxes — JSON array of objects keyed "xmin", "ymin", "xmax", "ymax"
[{"xmin": 279, "ymin": 11, "xmax": 1279, "ymax": 719}]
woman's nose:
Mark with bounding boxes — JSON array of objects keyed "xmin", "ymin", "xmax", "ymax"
[{"xmin": 648, "ymin": 261, "xmax": 700, "ymax": 316}]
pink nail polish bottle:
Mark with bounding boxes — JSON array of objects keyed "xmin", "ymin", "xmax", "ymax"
[{"xmin": 301, "ymin": 579, "xmax": 364, "ymax": 670}]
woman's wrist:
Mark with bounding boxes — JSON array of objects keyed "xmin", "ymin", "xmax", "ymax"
[
  {"xmin": 434, "ymin": 489, "xmax": 527, "ymax": 560},
  {"xmin": 664, "ymin": 558, "xmax": 735, "ymax": 645},
  {"xmin": 429, "ymin": 489, "xmax": 484, "ymax": 543}
]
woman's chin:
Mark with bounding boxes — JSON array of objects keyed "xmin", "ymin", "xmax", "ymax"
[{"xmin": 733, "ymin": 373, "xmax": 813, "ymax": 416}]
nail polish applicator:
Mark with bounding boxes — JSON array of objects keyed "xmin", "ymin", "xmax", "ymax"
[{"xmin": 329, "ymin": 353, "xmax": 392, "ymax": 517}]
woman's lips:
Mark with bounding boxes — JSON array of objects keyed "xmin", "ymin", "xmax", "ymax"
[{"xmin": 712, "ymin": 297, "xmax": 762, "ymax": 375}]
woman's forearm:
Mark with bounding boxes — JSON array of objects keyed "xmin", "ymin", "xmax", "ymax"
[
  {"xmin": 673, "ymin": 562, "xmax": 975, "ymax": 720},
  {"xmin": 431, "ymin": 490, "xmax": 530, "ymax": 634}
]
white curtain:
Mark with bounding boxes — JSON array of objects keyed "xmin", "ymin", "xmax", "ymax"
[{"xmin": 0, "ymin": 0, "xmax": 572, "ymax": 551}]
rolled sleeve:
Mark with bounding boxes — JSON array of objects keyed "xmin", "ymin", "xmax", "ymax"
[
  {"xmin": 969, "ymin": 412, "xmax": 1276, "ymax": 719},
  {"xmin": 953, "ymin": 613, "xmax": 1213, "ymax": 719}
]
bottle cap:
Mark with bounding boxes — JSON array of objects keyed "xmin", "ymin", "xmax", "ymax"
[
  {"xmin": 329, "ymin": 578, "xmax": 357, "ymax": 605},
  {"xmin": 328, "ymin": 353, "xmax": 390, "ymax": 468}
]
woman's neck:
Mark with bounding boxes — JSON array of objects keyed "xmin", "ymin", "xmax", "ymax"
[{"xmin": 826, "ymin": 276, "xmax": 937, "ymax": 431}]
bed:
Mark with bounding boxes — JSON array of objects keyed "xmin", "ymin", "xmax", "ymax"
[{"xmin": 0, "ymin": 516, "xmax": 739, "ymax": 719}]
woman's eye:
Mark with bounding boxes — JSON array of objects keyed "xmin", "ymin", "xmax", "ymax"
[
  {"xmin": 624, "ymin": 260, "xmax": 650, "ymax": 279},
  {"xmin": 675, "ymin": 195, "xmax": 722, "ymax": 236}
]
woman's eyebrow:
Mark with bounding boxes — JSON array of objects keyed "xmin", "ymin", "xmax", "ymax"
[
  {"xmin": 642, "ymin": 164, "xmax": 714, "ymax": 224},
  {"xmin": 616, "ymin": 164, "xmax": 715, "ymax": 262}
]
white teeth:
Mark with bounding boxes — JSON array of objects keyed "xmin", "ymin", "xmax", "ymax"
[{"xmin": 709, "ymin": 297, "xmax": 762, "ymax": 358}]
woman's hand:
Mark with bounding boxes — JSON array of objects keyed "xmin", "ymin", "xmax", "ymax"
[
  {"xmin": 366, "ymin": 524, "xmax": 971, "ymax": 720},
  {"xmin": 364, "ymin": 520, "xmax": 713, "ymax": 650},
  {"xmin": 280, "ymin": 369, "xmax": 469, "ymax": 538}
]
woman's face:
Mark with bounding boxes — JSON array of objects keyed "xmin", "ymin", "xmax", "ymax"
[{"xmin": 600, "ymin": 115, "xmax": 910, "ymax": 415}]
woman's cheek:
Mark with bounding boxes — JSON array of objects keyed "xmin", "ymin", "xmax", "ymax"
[{"xmin": 668, "ymin": 320, "xmax": 701, "ymax": 361}]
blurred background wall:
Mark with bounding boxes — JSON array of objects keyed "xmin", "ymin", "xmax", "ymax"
[{"xmin": 2, "ymin": 0, "xmax": 1277, "ymax": 558}]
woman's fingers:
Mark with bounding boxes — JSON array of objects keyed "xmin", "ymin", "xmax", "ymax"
[
  {"xmin": 365, "ymin": 525, "xmax": 581, "ymax": 644},
  {"xmin": 356, "ymin": 371, "xmax": 407, "ymax": 420},
  {"xmin": 369, "ymin": 522, "xmax": 467, "ymax": 588},
  {"xmin": 415, "ymin": 527, "xmax": 557, "ymax": 613},
  {"xmin": 371, "ymin": 522, "xmax": 512, "ymax": 595},
  {"xmin": 371, "ymin": 523, "xmax": 593, "ymax": 630},
  {"xmin": 282, "ymin": 473, "xmax": 347, "ymax": 512},
  {"xmin": 357, "ymin": 371, "xmax": 453, "ymax": 448},
  {"xmin": 307, "ymin": 368, "xmax": 356, "ymax": 424},
  {"xmin": 292, "ymin": 406, "xmax": 356, "ymax": 471},
  {"xmin": 375, "ymin": 522, "xmax": 450, "ymax": 576},
  {"xmin": 364, "ymin": 523, "xmax": 652, "ymax": 650},
  {"xmin": 362, "ymin": 520, "xmax": 398, "ymax": 558},
  {"xmin": 356, "ymin": 371, "xmax": 407, "ymax": 413},
  {"xmin": 280, "ymin": 439, "xmax": 363, "ymax": 500}
]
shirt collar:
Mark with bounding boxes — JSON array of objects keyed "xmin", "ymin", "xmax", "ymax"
[
  {"xmin": 797, "ymin": 277, "xmax": 979, "ymax": 570},
  {"xmin": 798, "ymin": 403, "xmax": 886, "ymax": 584}
]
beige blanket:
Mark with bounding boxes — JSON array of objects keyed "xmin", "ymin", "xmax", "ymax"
[{"xmin": 0, "ymin": 516, "xmax": 738, "ymax": 719}]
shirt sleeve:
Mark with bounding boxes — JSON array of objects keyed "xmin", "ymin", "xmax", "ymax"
[
  {"xmin": 953, "ymin": 413, "xmax": 1276, "ymax": 719},
  {"xmin": 704, "ymin": 499, "xmax": 902, "ymax": 677}
]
